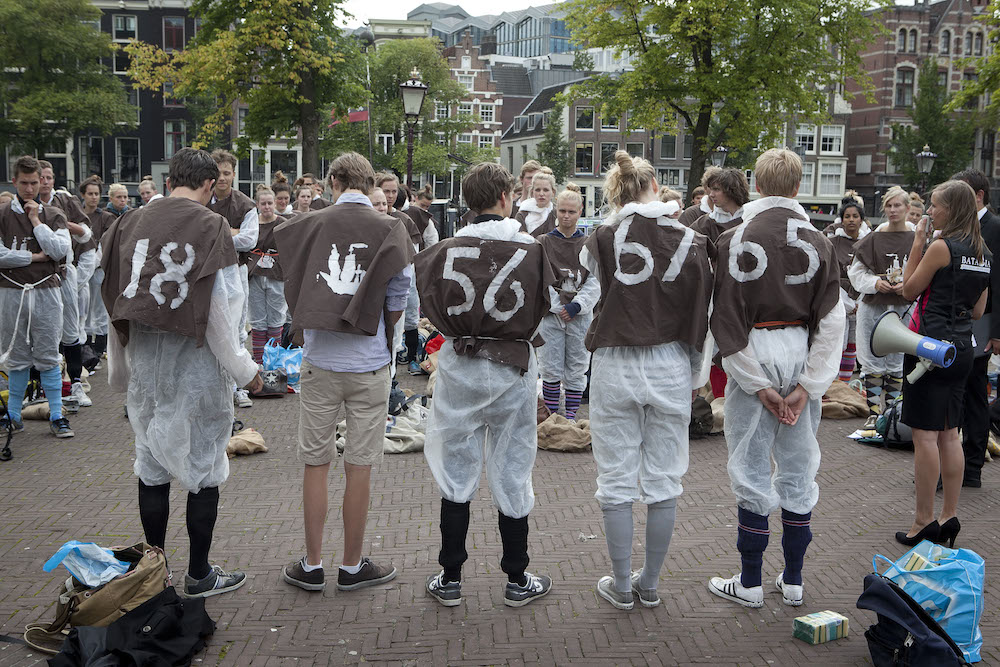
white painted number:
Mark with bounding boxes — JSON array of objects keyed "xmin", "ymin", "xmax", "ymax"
[
  {"xmin": 727, "ymin": 218, "xmax": 820, "ymax": 285},
  {"xmin": 613, "ymin": 218, "xmax": 694, "ymax": 284},
  {"xmin": 442, "ymin": 246, "xmax": 528, "ymax": 321},
  {"xmin": 784, "ymin": 219, "xmax": 820, "ymax": 285},
  {"xmin": 122, "ymin": 238, "xmax": 196, "ymax": 309}
]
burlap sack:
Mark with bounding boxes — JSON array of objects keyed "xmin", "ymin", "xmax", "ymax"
[
  {"xmin": 425, "ymin": 369, "xmax": 437, "ymax": 397},
  {"xmin": 822, "ymin": 380, "xmax": 868, "ymax": 419},
  {"xmin": 227, "ymin": 428, "xmax": 268, "ymax": 458},
  {"xmin": 22, "ymin": 401, "xmax": 50, "ymax": 420},
  {"xmin": 537, "ymin": 413, "xmax": 591, "ymax": 452},
  {"xmin": 711, "ymin": 397, "xmax": 725, "ymax": 434},
  {"xmin": 420, "ymin": 350, "xmax": 438, "ymax": 375}
]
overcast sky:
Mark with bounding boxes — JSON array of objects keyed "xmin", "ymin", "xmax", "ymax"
[{"xmin": 341, "ymin": 0, "xmax": 560, "ymax": 28}]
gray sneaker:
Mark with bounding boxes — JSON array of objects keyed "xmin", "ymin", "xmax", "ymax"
[
  {"xmin": 596, "ymin": 575, "xmax": 634, "ymax": 610},
  {"xmin": 49, "ymin": 418, "xmax": 74, "ymax": 438},
  {"xmin": 426, "ymin": 571, "xmax": 463, "ymax": 607},
  {"xmin": 630, "ymin": 571, "xmax": 661, "ymax": 608},
  {"xmin": 283, "ymin": 558, "xmax": 326, "ymax": 592},
  {"xmin": 0, "ymin": 416, "xmax": 24, "ymax": 434},
  {"xmin": 504, "ymin": 571, "xmax": 551, "ymax": 607},
  {"xmin": 183, "ymin": 565, "xmax": 247, "ymax": 598},
  {"xmin": 336, "ymin": 557, "xmax": 397, "ymax": 591}
]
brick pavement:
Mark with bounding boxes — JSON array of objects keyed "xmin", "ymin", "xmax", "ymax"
[{"xmin": 1, "ymin": 369, "xmax": 998, "ymax": 666}]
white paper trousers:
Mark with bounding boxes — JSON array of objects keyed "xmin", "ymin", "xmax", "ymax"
[
  {"xmin": 404, "ymin": 270, "xmax": 420, "ymax": 330},
  {"xmin": 424, "ymin": 344, "xmax": 538, "ymax": 519},
  {"xmin": 856, "ymin": 301, "xmax": 907, "ymax": 375},
  {"xmin": 60, "ymin": 264, "xmax": 82, "ymax": 346},
  {"xmin": 248, "ymin": 275, "xmax": 287, "ymax": 329},
  {"xmin": 590, "ymin": 343, "xmax": 692, "ymax": 506},
  {"xmin": 537, "ymin": 312, "xmax": 592, "ymax": 392},
  {"xmin": 86, "ymin": 268, "xmax": 109, "ymax": 336},
  {"xmin": 0, "ymin": 285, "xmax": 63, "ymax": 371}
]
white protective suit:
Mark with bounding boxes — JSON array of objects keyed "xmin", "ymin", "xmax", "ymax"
[
  {"xmin": 248, "ymin": 274, "xmax": 287, "ymax": 329},
  {"xmin": 219, "ymin": 200, "xmax": 259, "ymax": 347},
  {"xmin": 423, "ymin": 220, "xmax": 539, "ymax": 520},
  {"xmin": 60, "ymin": 225, "xmax": 91, "ymax": 346},
  {"xmin": 75, "ymin": 248, "xmax": 97, "ymax": 341},
  {"xmin": 538, "ymin": 256, "xmax": 601, "ymax": 392},
  {"xmin": 108, "ymin": 264, "xmax": 257, "ymax": 492},
  {"xmin": 516, "ymin": 198, "xmax": 553, "ymax": 234},
  {"xmin": 0, "ymin": 200, "xmax": 71, "ymax": 370},
  {"xmin": 721, "ymin": 199, "xmax": 847, "ymax": 517},
  {"xmin": 580, "ymin": 200, "xmax": 712, "ymax": 507}
]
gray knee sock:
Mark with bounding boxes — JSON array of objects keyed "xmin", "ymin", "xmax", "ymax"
[
  {"xmin": 639, "ymin": 498, "xmax": 677, "ymax": 590},
  {"xmin": 601, "ymin": 502, "xmax": 633, "ymax": 593}
]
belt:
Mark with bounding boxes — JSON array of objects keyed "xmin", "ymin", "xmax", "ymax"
[{"xmin": 753, "ymin": 320, "xmax": 805, "ymax": 330}]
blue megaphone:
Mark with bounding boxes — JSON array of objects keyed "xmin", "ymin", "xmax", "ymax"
[{"xmin": 870, "ymin": 311, "xmax": 956, "ymax": 383}]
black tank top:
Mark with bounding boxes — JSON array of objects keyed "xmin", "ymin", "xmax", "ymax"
[{"xmin": 918, "ymin": 237, "xmax": 992, "ymax": 341}]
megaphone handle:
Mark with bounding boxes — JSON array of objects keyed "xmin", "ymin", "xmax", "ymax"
[{"xmin": 906, "ymin": 358, "xmax": 934, "ymax": 384}]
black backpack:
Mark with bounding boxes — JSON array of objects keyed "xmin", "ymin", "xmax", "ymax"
[{"xmin": 856, "ymin": 573, "xmax": 969, "ymax": 666}]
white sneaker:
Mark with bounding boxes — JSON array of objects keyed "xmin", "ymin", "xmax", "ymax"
[
  {"xmin": 708, "ymin": 573, "xmax": 764, "ymax": 608},
  {"xmin": 775, "ymin": 574, "xmax": 803, "ymax": 606},
  {"xmin": 234, "ymin": 389, "xmax": 253, "ymax": 408},
  {"xmin": 71, "ymin": 381, "xmax": 92, "ymax": 408}
]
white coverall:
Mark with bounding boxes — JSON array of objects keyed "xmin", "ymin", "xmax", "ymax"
[
  {"xmin": 537, "ymin": 267, "xmax": 600, "ymax": 393},
  {"xmin": 108, "ymin": 264, "xmax": 257, "ymax": 492},
  {"xmin": 423, "ymin": 219, "xmax": 539, "ymax": 520},
  {"xmin": 75, "ymin": 247, "xmax": 97, "ymax": 342},
  {"xmin": 60, "ymin": 225, "xmax": 92, "ymax": 347},
  {"xmin": 580, "ymin": 201, "xmax": 711, "ymax": 507}
]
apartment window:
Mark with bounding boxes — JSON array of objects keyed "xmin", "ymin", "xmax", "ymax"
[
  {"xmin": 683, "ymin": 135, "xmax": 693, "ymax": 160},
  {"xmin": 457, "ymin": 133, "xmax": 473, "ymax": 145},
  {"xmin": 660, "ymin": 168, "xmax": 681, "ymax": 187},
  {"xmin": 818, "ymin": 162, "xmax": 843, "ymax": 197},
  {"xmin": 909, "ymin": 29, "xmax": 917, "ymax": 53},
  {"xmin": 575, "ymin": 142, "xmax": 593, "ymax": 174},
  {"xmin": 378, "ymin": 134, "xmax": 395, "ymax": 153},
  {"xmin": 114, "ymin": 50, "xmax": 131, "ymax": 74},
  {"xmin": 799, "ymin": 162, "xmax": 814, "ymax": 196},
  {"xmin": 163, "ymin": 17, "xmax": 185, "ymax": 52},
  {"xmin": 626, "ymin": 142, "xmax": 644, "ymax": 158},
  {"xmin": 270, "ymin": 150, "xmax": 296, "ymax": 183},
  {"xmin": 113, "ymin": 15, "xmax": 137, "ymax": 41},
  {"xmin": 966, "ymin": 32, "xmax": 973, "ymax": 56},
  {"xmin": 795, "ymin": 124, "xmax": 816, "ymax": 154},
  {"xmin": 115, "ymin": 137, "xmax": 140, "ymax": 183},
  {"xmin": 458, "ymin": 74, "xmax": 474, "ymax": 91},
  {"xmin": 897, "ymin": 28, "xmax": 906, "ymax": 52},
  {"xmin": 435, "ymin": 132, "xmax": 446, "ymax": 146},
  {"xmin": 820, "ymin": 125, "xmax": 844, "ymax": 155},
  {"xmin": 435, "ymin": 103, "xmax": 449, "ymax": 120},
  {"xmin": 479, "ymin": 103, "xmax": 495, "ymax": 123},
  {"xmin": 461, "ymin": 56, "xmax": 471, "ymax": 69},
  {"xmin": 600, "ymin": 142, "xmax": 618, "ymax": 172},
  {"xmin": 164, "ymin": 120, "xmax": 186, "ymax": 159},
  {"xmin": 507, "ymin": 146, "xmax": 514, "ymax": 170},
  {"xmin": 856, "ymin": 154, "xmax": 872, "ymax": 175},
  {"xmin": 963, "ymin": 72, "xmax": 979, "ymax": 110},
  {"xmin": 895, "ymin": 68, "xmax": 915, "ymax": 107},
  {"xmin": 575, "ymin": 106, "xmax": 594, "ymax": 130},
  {"xmin": 660, "ymin": 135, "xmax": 676, "ymax": 159},
  {"xmin": 975, "ymin": 33, "xmax": 983, "ymax": 56},
  {"xmin": 457, "ymin": 103, "xmax": 473, "ymax": 117},
  {"xmin": 479, "ymin": 135, "xmax": 494, "ymax": 149},
  {"xmin": 78, "ymin": 136, "xmax": 104, "ymax": 180},
  {"xmin": 941, "ymin": 30, "xmax": 951, "ymax": 55},
  {"xmin": 237, "ymin": 108, "xmax": 248, "ymax": 135},
  {"xmin": 938, "ymin": 70, "xmax": 949, "ymax": 88},
  {"xmin": 601, "ymin": 114, "xmax": 619, "ymax": 130},
  {"xmin": 127, "ymin": 88, "xmax": 140, "ymax": 123},
  {"xmin": 163, "ymin": 82, "xmax": 183, "ymax": 107},
  {"xmin": 521, "ymin": 145, "xmax": 528, "ymax": 162}
]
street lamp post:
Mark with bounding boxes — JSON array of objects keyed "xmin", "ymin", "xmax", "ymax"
[
  {"xmin": 709, "ymin": 146, "xmax": 729, "ymax": 169},
  {"xmin": 399, "ymin": 68, "xmax": 428, "ymax": 187},
  {"xmin": 915, "ymin": 144, "xmax": 937, "ymax": 196},
  {"xmin": 357, "ymin": 27, "xmax": 376, "ymax": 166}
]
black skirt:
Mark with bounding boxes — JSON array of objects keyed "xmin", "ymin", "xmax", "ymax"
[{"xmin": 901, "ymin": 339, "xmax": 974, "ymax": 431}]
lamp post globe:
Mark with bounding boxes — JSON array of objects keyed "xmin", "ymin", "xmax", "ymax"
[
  {"xmin": 710, "ymin": 145, "xmax": 729, "ymax": 168},
  {"xmin": 399, "ymin": 69, "xmax": 429, "ymax": 186},
  {"xmin": 915, "ymin": 144, "xmax": 937, "ymax": 195}
]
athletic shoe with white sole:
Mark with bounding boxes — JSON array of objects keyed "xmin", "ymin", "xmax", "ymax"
[
  {"xmin": 630, "ymin": 571, "xmax": 660, "ymax": 608},
  {"xmin": 282, "ymin": 558, "xmax": 326, "ymax": 592},
  {"xmin": 183, "ymin": 565, "xmax": 246, "ymax": 598},
  {"xmin": 708, "ymin": 573, "xmax": 764, "ymax": 608},
  {"xmin": 71, "ymin": 381, "xmax": 92, "ymax": 407},
  {"xmin": 49, "ymin": 418, "xmax": 75, "ymax": 438},
  {"xmin": 425, "ymin": 571, "xmax": 463, "ymax": 607},
  {"xmin": 775, "ymin": 574, "xmax": 803, "ymax": 606},
  {"xmin": 234, "ymin": 389, "xmax": 253, "ymax": 408},
  {"xmin": 596, "ymin": 575, "xmax": 634, "ymax": 610},
  {"xmin": 504, "ymin": 572, "xmax": 551, "ymax": 607}
]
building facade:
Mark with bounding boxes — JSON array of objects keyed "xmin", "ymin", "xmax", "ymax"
[{"xmin": 845, "ymin": 0, "xmax": 995, "ymax": 207}]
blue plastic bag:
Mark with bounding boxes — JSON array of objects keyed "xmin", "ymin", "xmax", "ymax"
[
  {"xmin": 43, "ymin": 540, "xmax": 129, "ymax": 587},
  {"xmin": 262, "ymin": 338, "xmax": 302, "ymax": 390},
  {"xmin": 874, "ymin": 540, "xmax": 985, "ymax": 662}
]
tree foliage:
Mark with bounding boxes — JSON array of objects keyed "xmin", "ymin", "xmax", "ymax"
[
  {"xmin": 947, "ymin": 8, "xmax": 1000, "ymax": 125},
  {"xmin": 563, "ymin": 0, "xmax": 886, "ymax": 200},
  {"xmin": 0, "ymin": 0, "xmax": 137, "ymax": 155},
  {"xmin": 534, "ymin": 101, "xmax": 572, "ymax": 183},
  {"xmin": 124, "ymin": 0, "xmax": 365, "ymax": 174},
  {"xmin": 891, "ymin": 58, "xmax": 975, "ymax": 192}
]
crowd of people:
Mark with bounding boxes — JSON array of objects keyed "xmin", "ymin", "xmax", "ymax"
[{"xmin": 0, "ymin": 144, "xmax": 994, "ymax": 612}]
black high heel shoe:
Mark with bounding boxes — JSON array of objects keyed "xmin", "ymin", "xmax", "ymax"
[
  {"xmin": 895, "ymin": 520, "xmax": 940, "ymax": 547},
  {"xmin": 936, "ymin": 517, "xmax": 961, "ymax": 548}
]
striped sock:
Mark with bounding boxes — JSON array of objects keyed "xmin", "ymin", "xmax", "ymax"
[
  {"xmin": 884, "ymin": 374, "xmax": 903, "ymax": 406},
  {"xmin": 863, "ymin": 373, "xmax": 884, "ymax": 416},
  {"xmin": 251, "ymin": 329, "xmax": 268, "ymax": 364},
  {"xmin": 839, "ymin": 343, "xmax": 857, "ymax": 382},
  {"xmin": 564, "ymin": 390, "xmax": 583, "ymax": 420},
  {"xmin": 780, "ymin": 509, "xmax": 812, "ymax": 586},
  {"xmin": 541, "ymin": 381, "xmax": 561, "ymax": 414},
  {"xmin": 737, "ymin": 507, "xmax": 769, "ymax": 588},
  {"xmin": 266, "ymin": 326, "xmax": 284, "ymax": 346}
]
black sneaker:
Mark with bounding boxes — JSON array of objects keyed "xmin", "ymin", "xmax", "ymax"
[
  {"xmin": 503, "ymin": 572, "xmax": 551, "ymax": 607},
  {"xmin": 0, "ymin": 416, "xmax": 24, "ymax": 434},
  {"xmin": 426, "ymin": 571, "xmax": 462, "ymax": 607},
  {"xmin": 336, "ymin": 557, "xmax": 397, "ymax": 591},
  {"xmin": 283, "ymin": 558, "xmax": 326, "ymax": 592},
  {"xmin": 49, "ymin": 418, "xmax": 74, "ymax": 438},
  {"xmin": 183, "ymin": 565, "xmax": 246, "ymax": 598}
]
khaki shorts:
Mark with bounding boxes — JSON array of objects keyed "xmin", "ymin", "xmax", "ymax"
[{"xmin": 298, "ymin": 360, "xmax": 391, "ymax": 466}]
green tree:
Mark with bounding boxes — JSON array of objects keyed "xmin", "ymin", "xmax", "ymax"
[
  {"xmin": 125, "ymin": 0, "xmax": 365, "ymax": 175},
  {"xmin": 948, "ymin": 12, "xmax": 999, "ymax": 126},
  {"xmin": 563, "ymin": 0, "xmax": 885, "ymax": 201},
  {"xmin": 535, "ymin": 101, "xmax": 572, "ymax": 183},
  {"xmin": 890, "ymin": 58, "xmax": 975, "ymax": 191},
  {"xmin": 0, "ymin": 0, "xmax": 137, "ymax": 155}
]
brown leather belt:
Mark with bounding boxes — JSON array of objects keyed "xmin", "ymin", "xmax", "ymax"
[{"xmin": 753, "ymin": 320, "xmax": 805, "ymax": 329}]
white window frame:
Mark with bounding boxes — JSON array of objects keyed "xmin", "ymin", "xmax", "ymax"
[
  {"xmin": 795, "ymin": 124, "xmax": 816, "ymax": 155},
  {"xmin": 626, "ymin": 142, "xmax": 644, "ymax": 158},
  {"xmin": 461, "ymin": 56, "xmax": 471, "ymax": 69},
  {"xmin": 478, "ymin": 135, "xmax": 494, "ymax": 149},
  {"xmin": 112, "ymin": 14, "xmax": 137, "ymax": 42},
  {"xmin": 458, "ymin": 74, "xmax": 474, "ymax": 91},
  {"xmin": 457, "ymin": 133, "xmax": 473, "ymax": 145},
  {"xmin": 115, "ymin": 137, "xmax": 140, "ymax": 183},
  {"xmin": 817, "ymin": 161, "xmax": 845, "ymax": 197},
  {"xmin": 78, "ymin": 136, "xmax": 104, "ymax": 181},
  {"xmin": 164, "ymin": 120, "xmax": 186, "ymax": 159},
  {"xmin": 601, "ymin": 114, "xmax": 620, "ymax": 130},
  {"xmin": 575, "ymin": 106, "xmax": 594, "ymax": 131},
  {"xmin": 799, "ymin": 162, "xmax": 814, "ymax": 196},
  {"xmin": 479, "ymin": 103, "xmax": 495, "ymax": 123},
  {"xmin": 114, "ymin": 50, "xmax": 131, "ymax": 75},
  {"xmin": 457, "ymin": 103, "xmax": 474, "ymax": 117},
  {"xmin": 435, "ymin": 102, "xmax": 449, "ymax": 120},
  {"xmin": 819, "ymin": 125, "xmax": 844, "ymax": 156},
  {"xmin": 162, "ymin": 16, "xmax": 185, "ymax": 52}
]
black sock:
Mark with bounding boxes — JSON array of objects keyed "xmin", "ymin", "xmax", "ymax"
[
  {"xmin": 404, "ymin": 329, "xmax": 419, "ymax": 363},
  {"xmin": 95, "ymin": 335, "xmax": 108, "ymax": 356},
  {"xmin": 186, "ymin": 487, "xmax": 219, "ymax": 580},
  {"xmin": 138, "ymin": 480, "xmax": 171, "ymax": 549},
  {"xmin": 498, "ymin": 512, "xmax": 529, "ymax": 585},
  {"xmin": 64, "ymin": 344, "xmax": 83, "ymax": 383},
  {"xmin": 439, "ymin": 499, "xmax": 471, "ymax": 582}
]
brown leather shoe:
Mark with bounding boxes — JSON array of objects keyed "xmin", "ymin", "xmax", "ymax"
[
  {"xmin": 336, "ymin": 557, "xmax": 397, "ymax": 591},
  {"xmin": 283, "ymin": 558, "xmax": 326, "ymax": 592}
]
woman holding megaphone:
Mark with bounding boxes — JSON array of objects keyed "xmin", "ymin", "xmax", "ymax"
[{"xmin": 895, "ymin": 180, "xmax": 991, "ymax": 547}]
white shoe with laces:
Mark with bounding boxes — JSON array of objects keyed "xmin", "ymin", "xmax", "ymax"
[
  {"xmin": 775, "ymin": 574, "xmax": 803, "ymax": 606},
  {"xmin": 234, "ymin": 389, "xmax": 253, "ymax": 408},
  {"xmin": 71, "ymin": 381, "xmax": 92, "ymax": 408},
  {"xmin": 708, "ymin": 573, "xmax": 764, "ymax": 608}
]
